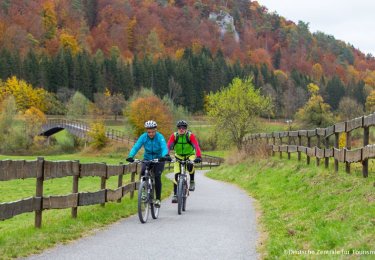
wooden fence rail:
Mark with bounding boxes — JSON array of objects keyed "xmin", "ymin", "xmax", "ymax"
[
  {"xmin": 244, "ymin": 113, "xmax": 375, "ymax": 177},
  {"xmin": 0, "ymin": 157, "xmax": 139, "ymax": 228},
  {"xmin": 0, "ymin": 155, "xmax": 223, "ymax": 227}
]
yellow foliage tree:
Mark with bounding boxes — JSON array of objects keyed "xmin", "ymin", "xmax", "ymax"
[
  {"xmin": 60, "ymin": 32, "xmax": 81, "ymax": 55},
  {"xmin": 127, "ymin": 96, "xmax": 173, "ymax": 138},
  {"xmin": 365, "ymin": 90, "xmax": 375, "ymax": 112},
  {"xmin": 88, "ymin": 122, "xmax": 108, "ymax": 149},
  {"xmin": 312, "ymin": 63, "xmax": 323, "ymax": 82},
  {"xmin": 42, "ymin": 2, "xmax": 57, "ymax": 40},
  {"xmin": 363, "ymin": 71, "xmax": 375, "ymax": 89},
  {"xmin": 0, "ymin": 76, "xmax": 51, "ymax": 112},
  {"xmin": 339, "ymin": 133, "xmax": 346, "ymax": 149},
  {"xmin": 24, "ymin": 107, "xmax": 47, "ymax": 147},
  {"xmin": 192, "ymin": 40, "xmax": 202, "ymax": 54},
  {"xmin": 296, "ymin": 83, "xmax": 335, "ymax": 128},
  {"xmin": 175, "ymin": 48, "xmax": 185, "ymax": 60}
]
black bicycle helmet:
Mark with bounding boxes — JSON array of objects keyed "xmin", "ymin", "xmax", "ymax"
[
  {"xmin": 176, "ymin": 120, "xmax": 188, "ymax": 128},
  {"xmin": 144, "ymin": 120, "xmax": 157, "ymax": 129}
]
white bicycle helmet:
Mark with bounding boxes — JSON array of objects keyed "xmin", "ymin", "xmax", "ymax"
[{"xmin": 144, "ymin": 120, "xmax": 157, "ymax": 129}]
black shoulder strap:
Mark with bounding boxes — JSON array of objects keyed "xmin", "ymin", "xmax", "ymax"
[{"xmin": 173, "ymin": 131, "xmax": 192, "ymax": 146}]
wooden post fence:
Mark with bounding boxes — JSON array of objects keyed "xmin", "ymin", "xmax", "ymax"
[{"xmin": 250, "ymin": 113, "xmax": 374, "ymax": 178}]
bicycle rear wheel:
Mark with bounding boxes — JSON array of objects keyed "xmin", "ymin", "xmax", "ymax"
[
  {"xmin": 182, "ymin": 181, "xmax": 187, "ymax": 211},
  {"xmin": 138, "ymin": 181, "xmax": 149, "ymax": 223},
  {"xmin": 150, "ymin": 186, "xmax": 159, "ymax": 219},
  {"xmin": 177, "ymin": 179, "xmax": 184, "ymax": 215}
]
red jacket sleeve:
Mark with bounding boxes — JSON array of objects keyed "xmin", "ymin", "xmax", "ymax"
[
  {"xmin": 166, "ymin": 133, "xmax": 176, "ymax": 153},
  {"xmin": 189, "ymin": 133, "xmax": 202, "ymax": 157}
]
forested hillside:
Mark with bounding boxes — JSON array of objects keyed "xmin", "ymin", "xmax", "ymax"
[{"xmin": 0, "ymin": 0, "xmax": 374, "ymax": 115}]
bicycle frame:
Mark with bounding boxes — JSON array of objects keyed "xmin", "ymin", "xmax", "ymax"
[
  {"xmin": 173, "ymin": 157, "xmax": 194, "ymax": 214},
  {"xmin": 134, "ymin": 159, "xmax": 160, "ymax": 223}
]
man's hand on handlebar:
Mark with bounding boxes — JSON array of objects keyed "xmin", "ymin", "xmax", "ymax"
[
  {"xmin": 194, "ymin": 157, "xmax": 202, "ymax": 163},
  {"xmin": 160, "ymin": 154, "xmax": 172, "ymax": 162}
]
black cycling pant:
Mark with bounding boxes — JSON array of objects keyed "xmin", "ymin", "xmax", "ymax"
[{"xmin": 141, "ymin": 161, "xmax": 165, "ymax": 200}]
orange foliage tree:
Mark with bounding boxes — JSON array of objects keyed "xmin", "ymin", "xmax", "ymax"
[{"xmin": 127, "ymin": 95, "xmax": 173, "ymax": 138}]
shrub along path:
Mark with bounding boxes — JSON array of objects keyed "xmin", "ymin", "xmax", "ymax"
[{"xmin": 27, "ymin": 170, "xmax": 259, "ymax": 260}]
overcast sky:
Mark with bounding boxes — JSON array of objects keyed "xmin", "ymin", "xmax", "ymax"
[{"xmin": 258, "ymin": 0, "xmax": 375, "ymax": 56}]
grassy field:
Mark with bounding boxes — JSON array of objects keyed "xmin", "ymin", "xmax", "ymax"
[
  {"xmin": 0, "ymin": 154, "xmax": 173, "ymax": 259},
  {"xmin": 206, "ymin": 155, "xmax": 375, "ymax": 259}
]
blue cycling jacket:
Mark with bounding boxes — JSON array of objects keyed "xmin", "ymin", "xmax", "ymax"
[{"xmin": 128, "ymin": 132, "xmax": 169, "ymax": 160}]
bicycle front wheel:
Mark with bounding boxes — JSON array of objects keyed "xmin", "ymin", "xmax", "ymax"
[
  {"xmin": 182, "ymin": 180, "xmax": 187, "ymax": 212},
  {"xmin": 138, "ymin": 181, "xmax": 150, "ymax": 223},
  {"xmin": 177, "ymin": 179, "xmax": 184, "ymax": 215}
]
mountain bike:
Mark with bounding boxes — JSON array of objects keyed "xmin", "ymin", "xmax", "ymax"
[
  {"xmin": 173, "ymin": 157, "xmax": 194, "ymax": 215},
  {"xmin": 134, "ymin": 159, "xmax": 160, "ymax": 223}
]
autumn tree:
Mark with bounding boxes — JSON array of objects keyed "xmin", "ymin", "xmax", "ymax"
[
  {"xmin": 88, "ymin": 121, "xmax": 108, "ymax": 149},
  {"xmin": 206, "ymin": 77, "xmax": 272, "ymax": 150},
  {"xmin": 66, "ymin": 91, "xmax": 91, "ymax": 119},
  {"xmin": 312, "ymin": 63, "xmax": 323, "ymax": 82},
  {"xmin": 0, "ymin": 95, "xmax": 17, "ymax": 140},
  {"xmin": 127, "ymin": 16, "xmax": 137, "ymax": 52},
  {"xmin": 41, "ymin": 2, "xmax": 57, "ymax": 40},
  {"xmin": 295, "ymin": 83, "xmax": 334, "ymax": 128},
  {"xmin": 365, "ymin": 90, "xmax": 375, "ymax": 113},
  {"xmin": 338, "ymin": 97, "xmax": 364, "ymax": 120},
  {"xmin": 94, "ymin": 88, "xmax": 126, "ymax": 120},
  {"xmin": 127, "ymin": 95, "xmax": 173, "ymax": 138},
  {"xmin": 60, "ymin": 32, "xmax": 81, "ymax": 55},
  {"xmin": 24, "ymin": 107, "xmax": 47, "ymax": 148},
  {"xmin": 0, "ymin": 76, "xmax": 54, "ymax": 112},
  {"xmin": 0, "ymin": 95, "xmax": 27, "ymax": 152}
]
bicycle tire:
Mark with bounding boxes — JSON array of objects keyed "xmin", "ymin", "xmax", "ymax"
[
  {"xmin": 177, "ymin": 178, "xmax": 184, "ymax": 215},
  {"xmin": 150, "ymin": 184, "xmax": 159, "ymax": 219},
  {"xmin": 138, "ymin": 181, "xmax": 149, "ymax": 223},
  {"xmin": 182, "ymin": 180, "xmax": 187, "ymax": 211}
]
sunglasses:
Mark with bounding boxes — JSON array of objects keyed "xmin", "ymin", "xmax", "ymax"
[
  {"xmin": 147, "ymin": 130, "xmax": 156, "ymax": 134},
  {"xmin": 178, "ymin": 126, "xmax": 187, "ymax": 130}
]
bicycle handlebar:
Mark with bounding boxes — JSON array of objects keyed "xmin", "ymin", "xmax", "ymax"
[
  {"xmin": 132, "ymin": 158, "xmax": 161, "ymax": 164},
  {"xmin": 169, "ymin": 157, "xmax": 195, "ymax": 164}
]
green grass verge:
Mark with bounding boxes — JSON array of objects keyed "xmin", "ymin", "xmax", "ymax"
[
  {"xmin": 206, "ymin": 156, "xmax": 375, "ymax": 259},
  {"xmin": 0, "ymin": 164, "xmax": 173, "ymax": 259},
  {"xmin": 202, "ymin": 150, "xmax": 229, "ymax": 158}
]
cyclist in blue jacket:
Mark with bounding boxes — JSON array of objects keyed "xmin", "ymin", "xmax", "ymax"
[{"xmin": 126, "ymin": 120, "xmax": 170, "ymax": 208}]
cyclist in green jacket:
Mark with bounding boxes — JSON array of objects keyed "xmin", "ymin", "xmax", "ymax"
[{"xmin": 167, "ymin": 120, "xmax": 202, "ymax": 203}]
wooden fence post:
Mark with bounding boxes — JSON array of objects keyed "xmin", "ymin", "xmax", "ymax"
[
  {"xmin": 298, "ymin": 135, "xmax": 301, "ymax": 161},
  {"xmin": 307, "ymin": 136, "xmax": 311, "ymax": 165},
  {"xmin": 279, "ymin": 137, "xmax": 283, "ymax": 159},
  {"xmin": 362, "ymin": 126, "xmax": 369, "ymax": 178},
  {"xmin": 334, "ymin": 133, "xmax": 339, "ymax": 172},
  {"xmin": 287, "ymin": 133, "xmax": 291, "ymax": 160},
  {"xmin": 316, "ymin": 135, "xmax": 321, "ymax": 166},
  {"xmin": 346, "ymin": 131, "xmax": 351, "ymax": 174},
  {"xmin": 101, "ymin": 163, "xmax": 107, "ymax": 207},
  {"xmin": 272, "ymin": 135, "xmax": 276, "ymax": 157},
  {"xmin": 117, "ymin": 162, "xmax": 123, "ymax": 203},
  {"xmin": 325, "ymin": 136, "xmax": 329, "ymax": 168},
  {"xmin": 71, "ymin": 160, "xmax": 79, "ymax": 218},
  {"xmin": 35, "ymin": 157, "xmax": 44, "ymax": 228},
  {"xmin": 130, "ymin": 164, "xmax": 136, "ymax": 199}
]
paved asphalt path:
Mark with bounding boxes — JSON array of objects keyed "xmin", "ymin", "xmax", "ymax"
[{"xmin": 27, "ymin": 170, "xmax": 259, "ymax": 260}]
